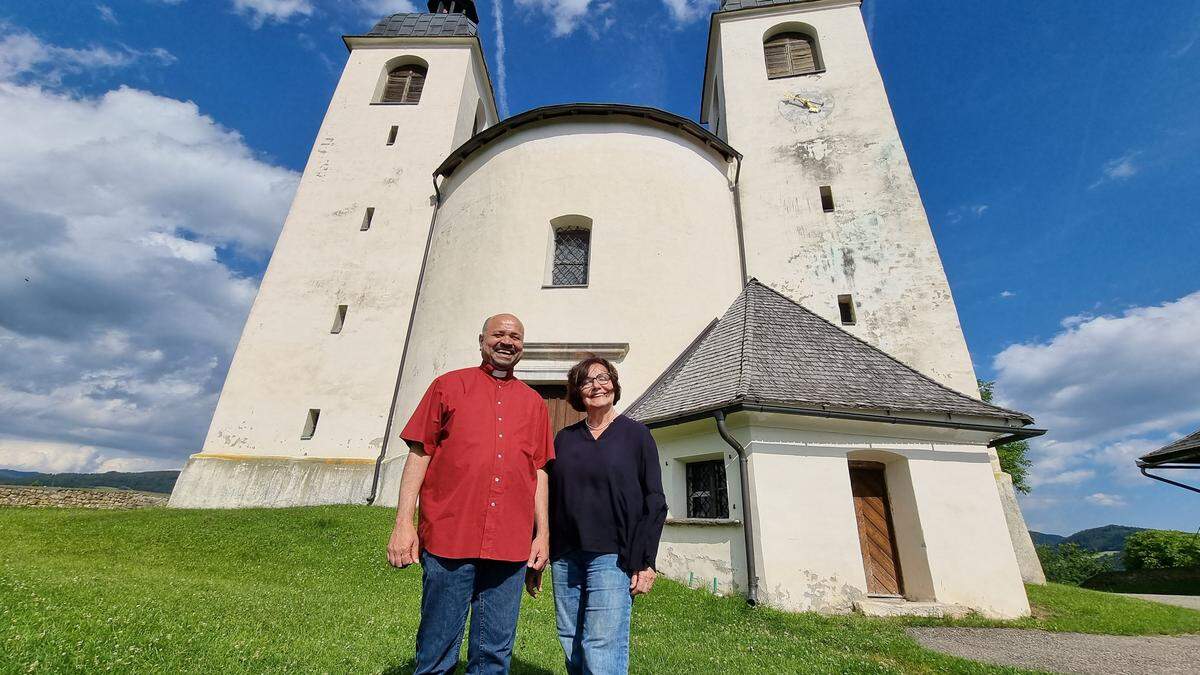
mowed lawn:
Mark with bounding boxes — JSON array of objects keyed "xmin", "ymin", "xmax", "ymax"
[{"xmin": 1, "ymin": 507, "xmax": 1197, "ymax": 674}]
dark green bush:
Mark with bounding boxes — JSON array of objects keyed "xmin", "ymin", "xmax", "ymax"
[
  {"xmin": 1124, "ymin": 530, "xmax": 1200, "ymax": 570},
  {"xmin": 1037, "ymin": 543, "xmax": 1114, "ymax": 585}
]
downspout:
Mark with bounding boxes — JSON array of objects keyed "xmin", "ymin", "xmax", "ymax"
[
  {"xmin": 1139, "ymin": 466, "xmax": 1200, "ymax": 495},
  {"xmin": 365, "ymin": 176, "xmax": 444, "ymax": 505},
  {"xmin": 714, "ymin": 409, "xmax": 758, "ymax": 606},
  {"xmin": 729, "ymin": 154, "xmax": 748, "ymax": 287}
]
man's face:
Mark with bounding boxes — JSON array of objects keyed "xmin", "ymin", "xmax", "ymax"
[{"xmin": 479, "ymin": 314, "xmax": 524, "ymax": 370}]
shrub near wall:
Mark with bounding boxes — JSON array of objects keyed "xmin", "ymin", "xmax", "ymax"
[
  {"xmin": 1124, "ymin": 530, "xmax": 1200, "ymax": 570},
  {"xmin": 1037, "ymin": 543, "xmax": 1114, "ymax": 585}
]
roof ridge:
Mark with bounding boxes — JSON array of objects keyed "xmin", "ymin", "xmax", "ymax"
[{"xmin": 745, "ymin": 279, "xmax": 1031, "ymax": 422}]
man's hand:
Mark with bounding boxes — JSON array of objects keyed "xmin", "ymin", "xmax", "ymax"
[
  {"xmin": 630, "ymin": 567, "xmax": 656, "ymax": 596},
  {"xmin": 527, "ymin": 534, "xmax": 549, "ymax": 571},
  {"xmin": 387, "ymin": 521, "xmax": 420, "ymax": 568},
  {"xmin": 525, "ymin": 568, "xmax": 543, "ymax": 598}
]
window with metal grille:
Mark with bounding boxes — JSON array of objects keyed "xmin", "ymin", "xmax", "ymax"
[
  {"xmin": 686, "ymin": 460, "xmax": 729, "ymax": 519},
  {"xmin": 764, "ymin": 32, "xmax": 820, "ymax": 79},
  {"xmin": 551, "ymin": 227, "xmax": 590, "ymax": 286},
  {"xmin": 382, "ymin": 65, "xmax": 426, "ymax": 104}
]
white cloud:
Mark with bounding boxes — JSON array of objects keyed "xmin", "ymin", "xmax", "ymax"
[
  {"xmin": 993, "ymin": 292, "xmax": 1200, "ymax": 486},
  {"xmin": 492, "ymin": 0, "xmax": 510, "ymax": 118},
  {"xmin": 0, "ymin": 30, "xmax": 298, "ymax": 473},
  {"xmin": 356, "ymin": 0, "xmax": 419, "ymax": 15},
  {"xmin": 946, "ymin": 203, "xmax": 990, "ymax": 224},
  {"xmin": 1085, "ymin": 492, "xmax": 1128, "ymax": 508},
  {"xmin": 999, "ymin": 290, "xmax": 1016, "ymax": 299},
  {"xmin": 97, "ymin": 5, "xmax": 119, "ymax": 25},
  {"xmin": 0, "ymin": 24, "xmax": 174, "ymax": 83},
  {"xmin": 0, "ymin": 436, "xmax": 177, "ymax": 473},
  {"xmin": 515, "ymin": 0, "xmax": 609, "ymax": 38},
  {"xmin": 1036, "ymin": 469, "xmax": 1095, "ymax": 487},
  {"xmin": 661, "ymin": 0, "xmax": 719, "ymax": 24},
  {"xmin": 1090, "ymin": 151, "xmax": 1140, "ymax": 189},
  {"xmin": 231, "ymin": 0, "xmax": 316, "ymax": 28}
]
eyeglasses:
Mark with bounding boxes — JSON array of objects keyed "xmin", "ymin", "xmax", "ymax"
[{"xmin": 580, "ymin": 373, "xmax": 612, "ymax": 389}]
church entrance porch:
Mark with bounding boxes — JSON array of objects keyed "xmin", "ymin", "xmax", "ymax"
[{"xmin": 848, "ymin": 460, "xmax": 904, "ymax": 597}]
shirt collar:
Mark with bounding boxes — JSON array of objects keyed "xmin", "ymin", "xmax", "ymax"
[{"xmin": 480, "ymin": 361, "xmax": 514, "ymax": 381}]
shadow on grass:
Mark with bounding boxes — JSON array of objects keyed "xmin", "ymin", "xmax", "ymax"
[{"xmin": 382, "ymin": 658, "xmax": 554, "ymax": 674}]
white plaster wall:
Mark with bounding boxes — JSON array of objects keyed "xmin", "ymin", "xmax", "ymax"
[
  {"xmin": 377, "ymin": 120, "xmax": 744, "ymax": 505},
  {"xmin": 177, "ymin": 40, "xmax": 492, "ymax": 506},
  {"xmin": 653, "ymin": 422, "xmax": 748, "ymax": 596},
  {"xmin": 714, "ymin": 1, "xmax": 979, "ymax": 394}
]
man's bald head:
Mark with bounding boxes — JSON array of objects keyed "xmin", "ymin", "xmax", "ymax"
[{"xmin": 479, "ymin": 314, "xmax": 525, "ymax": 370}]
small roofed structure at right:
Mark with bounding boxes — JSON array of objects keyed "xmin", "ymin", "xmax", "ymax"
[
  {"xmin": 626, "ymin": 280, "xmax": 1046, "ymax": 618},
  {"xmin": 1137, "ymin": 429, "xmax": 1200, "ymax": 494}
]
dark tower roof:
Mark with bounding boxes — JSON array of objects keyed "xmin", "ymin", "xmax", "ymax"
[{"xmin": 364, "ymin": 12, "xmax": 478, "ymax": 38}]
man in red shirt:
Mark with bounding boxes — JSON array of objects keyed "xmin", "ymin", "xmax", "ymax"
[{"xmin": 387, "ymin": 313, "xmax": 553, "ymax": 675}]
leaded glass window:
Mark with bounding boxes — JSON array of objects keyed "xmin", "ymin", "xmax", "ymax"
[
  {"xmin": 686, "ymin": 460, "xmax": 729, "ymax": 519},
  {"xmin": 551, "ymin": 227, "xmax": 590, "ymax": 286}
]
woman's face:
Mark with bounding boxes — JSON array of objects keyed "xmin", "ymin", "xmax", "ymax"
[{"xmin": 581, "ymin": 363, "xmax": 615, "ymax": 411}]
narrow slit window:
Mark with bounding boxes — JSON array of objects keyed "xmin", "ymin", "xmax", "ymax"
[
  {"xmin": 331, "ymin": 305, "xmax": 348, "ymax": 334},
  {"xmin": 386, "ymin": 126, "xmax": 398, "ymax": 146},
  {"xmin": 361, "ymin": 207, "xmax": 375, "ymax": 231},
  {"xmin": 838, "ymin": 294, "xmax": 857, "ymax": 325},
  {"xmin": 301, "ymin": 409, "xmax": 320, "ymax": 440},
  {"xmin": 686, "ymin": 460, "xmax": 729, "ymax": 519},
  {"xmin": 820, "ymin": 185, "xmax": 835, "ymax": 212}
]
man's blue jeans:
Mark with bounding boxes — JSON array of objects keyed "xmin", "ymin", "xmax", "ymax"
[
  {"xmin": 552, "ymin": 551, "xmax": 633, "ymax": 675},
  {"xmin": 414, "ymin": 551, "xmax": 526, "ymax": 675}
]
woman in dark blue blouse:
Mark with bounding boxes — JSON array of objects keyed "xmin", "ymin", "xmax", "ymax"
[{"xmin": 527, "ymin": 356, "xmax": 667, "ymax": 674}]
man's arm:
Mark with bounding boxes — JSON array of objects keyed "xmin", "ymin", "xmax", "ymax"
[
  {"xmin": 387, "ymin": 441, "xmax": 430, "ymax": 568},
  {"xmin": 527, "ymin": 467, "xmax": 550, "ymax": 571}
]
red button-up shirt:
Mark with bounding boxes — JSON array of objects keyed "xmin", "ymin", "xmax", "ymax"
[{"xmin": 400, "ymin": 363, "xmax": 554, "ymax": 562}]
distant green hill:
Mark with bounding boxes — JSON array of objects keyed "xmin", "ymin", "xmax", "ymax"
[
  {"xmin": 1032, "ymin": 525, "xmax": 1148, "ymax": 552},
  {"xmin": 0, "ymin": 470, "xmax": 179, "ymax": 494},
  {"xmin": 1031, "ymin": 531, "xmax": 1067, "ymax": 547}
]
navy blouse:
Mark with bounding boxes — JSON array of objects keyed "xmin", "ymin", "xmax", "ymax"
[{"xmin": 549, "ymin": 415, "xmax": 668, "ymax": 573}]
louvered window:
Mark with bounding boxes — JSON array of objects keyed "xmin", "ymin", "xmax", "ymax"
[
  {"xmin": 687, "ymin": 460, "xmax": 729, "ymax": 519},
  {"xmin": 764, "ymin": 32, "xmax": 819, "ymax": 79},
  {"xmin": 551, "ymin": 227, "xmax": 590, "ymax": 286},
  {"xmin": 382, "ymin": 65, "xmax": 426, "ymax": 104}
]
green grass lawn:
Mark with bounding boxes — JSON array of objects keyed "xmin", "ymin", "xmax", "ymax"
[{"xmin": 2, "ymin": 507, "xmax": 1197, "ymax": 674}]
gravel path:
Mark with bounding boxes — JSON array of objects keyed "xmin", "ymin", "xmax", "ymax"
[
  {"xmin": 1122, "ymin": 594, "xmax": 1200, "ymax": 611},
  {"xmin": 907, "ymin": 627, "xmax": 1200, "ymax": 674}
]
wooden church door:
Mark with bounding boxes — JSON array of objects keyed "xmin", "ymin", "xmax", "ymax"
[
  {"xmin": 531, "ymin": 384, "xmax": 586, "ymax": 434},
  {"xmin": 849, "ymin": 461, "xmax": 904, "ymax": 597}
]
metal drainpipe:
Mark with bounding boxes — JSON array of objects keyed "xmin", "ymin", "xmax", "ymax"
[
  {"xmin": 729, "ymin": 155, "xmax": 748, "ymax": 287},
  {"xmin": 365, "ymin": 177, "xmax": 444, "ymax": 505},
  {"xmin": 714, "ymin": 409, "xmax": 758, "ymax": 606}
]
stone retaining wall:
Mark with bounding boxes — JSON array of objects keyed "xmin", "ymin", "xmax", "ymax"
[{"xmin": 0, "ymin": 485, "xmax": 168, "ymax": 509}]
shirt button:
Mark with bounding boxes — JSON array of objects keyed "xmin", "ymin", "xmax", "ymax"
[
  {"xmin": 490, "ymin": 502, "xmax": 496, "ymax": 507},
  {"xmin": 497, "ymin": 453, "xmax": 502, "ymax": 459},
  {"xmin": 498, "ymin": 417, "xmax": 502, "ymax": 421},
  {"xmin": 498, "ymin": 433, "xmax": 503, "ymax": 438},
  {"xmin": 494, "ymin": 477, "xmax": 500, "ymax": 482}
]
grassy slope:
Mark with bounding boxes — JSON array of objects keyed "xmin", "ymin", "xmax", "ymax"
[{"xmin": 2, "ymin": 507, "xmax": 1197, "ymax": 674}]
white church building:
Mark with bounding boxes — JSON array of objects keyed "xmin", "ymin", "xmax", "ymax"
[{"xmin": 170, "ymin": 0, "xmax": 1045, "ymax": 618}]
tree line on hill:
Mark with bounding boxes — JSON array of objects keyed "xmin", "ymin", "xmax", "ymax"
[
  {"xmin": 0, "ymin": 470, "xmax": 179, "ymax": 494},
  {"xmin": 1035, "ymin": 527, "xmax": 1200, "ymax": 589}
]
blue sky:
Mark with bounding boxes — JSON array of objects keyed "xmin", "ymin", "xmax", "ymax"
[{"xmin": 0, "ymin": 0, "xmax": 1198, "ymax": 537}]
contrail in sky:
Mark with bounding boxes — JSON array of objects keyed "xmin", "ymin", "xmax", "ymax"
[{"xmin": 492, "ymin": 0, "xmax": 510, "ymax": 118}]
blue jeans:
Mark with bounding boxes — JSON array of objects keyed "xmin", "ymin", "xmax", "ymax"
[
  {"xmin": 414, "ymin": 551, "xmax": 526, "ymax": 675},
  {"xmin": 552, "ymin": 551, "xmax": 633, "ymax": 675}
]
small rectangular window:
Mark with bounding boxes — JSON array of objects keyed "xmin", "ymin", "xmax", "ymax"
[
  {"xmin": 361, "ymin": 207, "xmax": 375, "ymax": 231},
  {"xmin": 301, "ymin": 409, "xmax": 320, "ymax": 440},
  {"xmin": 386, "ymin": 126, "xmax": 398, "ymax": 146},
  {"xmin": 686, "ymin": 460, "xmax": 729, "ymax": 519},
  {"xmin": 820, "ymin": 185, "xmax": 835, "ymax": 212},
  {"xmin": 331, "ymin": 305, "xmax": 348, "ymax": 334},
  {"xmin": 838, "ymin": 294, "xmax": 856, "ymax": 325},
  {"xmin": 551, "ymin": 227, "xmax": 591, "ymax": 286}
]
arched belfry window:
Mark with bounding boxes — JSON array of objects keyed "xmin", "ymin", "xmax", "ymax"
[
  {"xmin": 382, "ymin": 64, "xmax": 426, "ymax": 104},
  {"xmin": 764, "ymin": 32, "xmax": 820, "ymax": 79},
  {"xmin": 552, "ymin": 227, "xmax": 590, "ymax": 286}
]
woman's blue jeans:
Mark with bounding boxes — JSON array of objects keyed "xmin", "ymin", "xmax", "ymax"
[{"xmin": 552, "ymin": 551, "xmax": 633, "ymax": 675}]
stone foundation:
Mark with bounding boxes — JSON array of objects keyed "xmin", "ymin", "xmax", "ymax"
[
  {"xmin": 168, "ymin": 454, "xmax": 376, "ymax": 508},
  {"xmin": 0, "ymin": 485, "xmax": 168, "ymax": 509}
]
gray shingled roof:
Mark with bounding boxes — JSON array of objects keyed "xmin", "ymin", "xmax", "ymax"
[
  {"xmin": 626, "ymin": 280, "xmax": 1033, "ymax": 426},
  {"xmin": 719, "ymin": 0, "xmax": 823, "ymax": 13},
  {"xmin": 363, "ymin": 13, "xmax": 478, "ymax": 38},
  {"xmin": 1139, "ymin": 429, "xmax": 1200, "ymax": 466}
]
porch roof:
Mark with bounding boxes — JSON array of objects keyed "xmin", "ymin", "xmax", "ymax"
[
  {"xmin": 1138, "ymin": 429, "xmax": 1200, "ymax": 467},
  {"xmin": 625, "ymin": 280, "xmax": 1035, "ymax": 429}
]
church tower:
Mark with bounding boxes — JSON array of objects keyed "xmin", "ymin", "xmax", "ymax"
[
  {"xmin": 170, "ymin": 2, "xmax": 498, "ymax": 507},
  {"xmin": 705, "ymin": 0, "xmax": 977, "ymax": 395}
]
